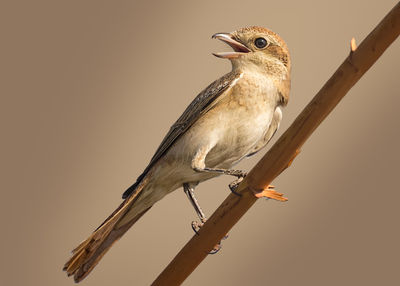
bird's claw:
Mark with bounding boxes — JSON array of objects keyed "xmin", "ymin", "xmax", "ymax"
[
  {"xmin": 191, "ymin": 220, "xmax": 228, "ymax": 254},
  {"xmin": 191, "ymin": 220, "xmax": 203, "ymax": 236},
  {"xmin": 209, "ymin": 243, "xmax": 222, "ymax": 254},
  {"xmin": 208, "ymin": 232, "xmax": 229, "ymax": 254},
  {"xmin": 229, "ymin": 177, "xmax": 244, "ymax": 196},
  {"xmin": 253, "ymin": 185, "xmax": 288, "ymax": 201}
]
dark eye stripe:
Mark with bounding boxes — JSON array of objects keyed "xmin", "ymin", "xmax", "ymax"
[{"xmin": 254, "ymin": 37, "xmax": 268, "ymax": 49}]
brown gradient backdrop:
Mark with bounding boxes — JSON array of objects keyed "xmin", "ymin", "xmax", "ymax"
[{"xmin": 1, "ymin": 0, "xmax": 399, "ymax": 285}]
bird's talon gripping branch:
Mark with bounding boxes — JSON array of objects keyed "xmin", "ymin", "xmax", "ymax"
[
  {"xmin": 191, "ymin": 221, "xmax": 203, "ymax": 236},
  {"xmin": 229, "ymin": 177, "xmax": 244, "ymax": 196},
  {"xmin": 208, "ymin": 243, "xmax": 222, "ymax": 255},
  {"xmin": 192, "ymin": 220, "xmax": 226, "ymax": 254},
  {"xmin": 252, "ymin": 185, "xmax": 288, "ymax": 201}
]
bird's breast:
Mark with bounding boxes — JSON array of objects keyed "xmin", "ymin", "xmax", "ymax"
[{"xmin": 203, "ymin": 73, "xmax": 279, "ymax": 167}]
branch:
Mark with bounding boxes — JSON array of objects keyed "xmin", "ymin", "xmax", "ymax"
[{"xmin": 152, "ymin": 3, "xmax": 400, "ymax": 285}]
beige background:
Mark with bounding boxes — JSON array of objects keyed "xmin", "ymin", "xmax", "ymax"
[{"xmin": 1, "ymin": 0, "xmax": 399, "ymax": 285}]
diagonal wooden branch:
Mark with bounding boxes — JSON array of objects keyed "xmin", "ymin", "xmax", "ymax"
[{"xmin": 152, "ymin": 2, "xmax": 400, "ymax": 285}]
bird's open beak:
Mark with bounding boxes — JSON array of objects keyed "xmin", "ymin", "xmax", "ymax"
[{"xmin": 212, "ymin": 33, "xmax": 251, "ymax": 59}]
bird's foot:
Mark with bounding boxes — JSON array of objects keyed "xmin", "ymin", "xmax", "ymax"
[
  {"xmin": 209, "ymin": 233, "xmax": 229, "ymax": 254},
  {"xmin": 227, "ymin": 169, "xmax": 247, "ymax": 178},
  {"xmin": 252, "ymin": 185, "xmax": 288, "ymax": 201},
  {"xmin": 229, "ymin": 177, "xmax": 244, "ymax": 196},
  {"xmin": 209, "ymin": 242, "xmax": 222, "ymax": 254},
  {"xmin": 191, "ymin": 220, "xmax": 228, "ymax": 254},
  {"xmin": 191, "ymin": 220, "xmax": 204, "ymax": 236}
]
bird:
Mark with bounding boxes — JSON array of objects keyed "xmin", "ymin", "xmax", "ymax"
[{"xmin": 63, "ymin": 26, "xmax": 291, "ymax": 282}]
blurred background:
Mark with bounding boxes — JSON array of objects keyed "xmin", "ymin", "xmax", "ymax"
[{"xmin": 1, "ymin": 0, "xmax": 399, "ymax": 285}]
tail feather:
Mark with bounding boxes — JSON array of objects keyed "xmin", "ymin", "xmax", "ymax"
[
  {"xmin": 63, "ymin": 176, "xmax": 151, "ymax": 282},
  {"xmin": 64, "ymin": 206, "xmax": 151, "ymax": 282}
]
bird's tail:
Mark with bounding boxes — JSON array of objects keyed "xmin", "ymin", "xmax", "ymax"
[{"xmin": 63, "ymin": 178, "xmax": 151, "ymax": 283}]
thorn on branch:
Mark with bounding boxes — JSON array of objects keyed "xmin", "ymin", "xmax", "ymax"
[
  {"xmin": 252, "ymin": 185, "xmax": 288, "ymax": 201},
  {"xmin": 350, "ymin": 37, "xmax": 357, "ymax": 52}
]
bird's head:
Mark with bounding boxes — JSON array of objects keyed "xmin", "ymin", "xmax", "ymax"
[{"xmin": 212, "ymin": 26, "xmax": 290, "ymax": 76}]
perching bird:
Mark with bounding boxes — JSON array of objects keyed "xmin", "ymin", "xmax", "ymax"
[{"xmin": 63, "ymin": 26, "xmax": 291, "ymax": 282}]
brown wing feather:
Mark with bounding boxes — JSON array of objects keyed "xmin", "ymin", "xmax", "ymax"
[{"xmin": 122, "ymin": 70, "xmax": 242, "ymax": 198}]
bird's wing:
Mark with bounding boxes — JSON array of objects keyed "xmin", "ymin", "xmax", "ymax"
[{"xmin": 122, "ymin": 70, "xmax": 242, "ymax": 198}]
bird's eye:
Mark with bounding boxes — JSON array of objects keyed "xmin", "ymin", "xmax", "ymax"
[{"xmin": 254, "ymin": 37, "xmax": 268, "ymax": 49}]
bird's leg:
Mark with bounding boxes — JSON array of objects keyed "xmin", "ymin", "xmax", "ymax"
[
  {"xmin": 183, "ymin": 183, "xmax": 227, "ymax": 254},
  {"xmin": 193, "ymin": 166, "xmax": 247, "ymax": 197},
  {"xmin": 191, "ymin": 145, "xmax": 247, "ymax": 178},
  {"xmin": 193, "ymin": 166, "xmax": 247, "ymax": 178},
  {"xmin": 183, "ymin": 182, "xmax": 206, "ymax": 230},
  {"xmin": 192, "ymin": 146, "xmax": 247, "ymax": 197}
]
